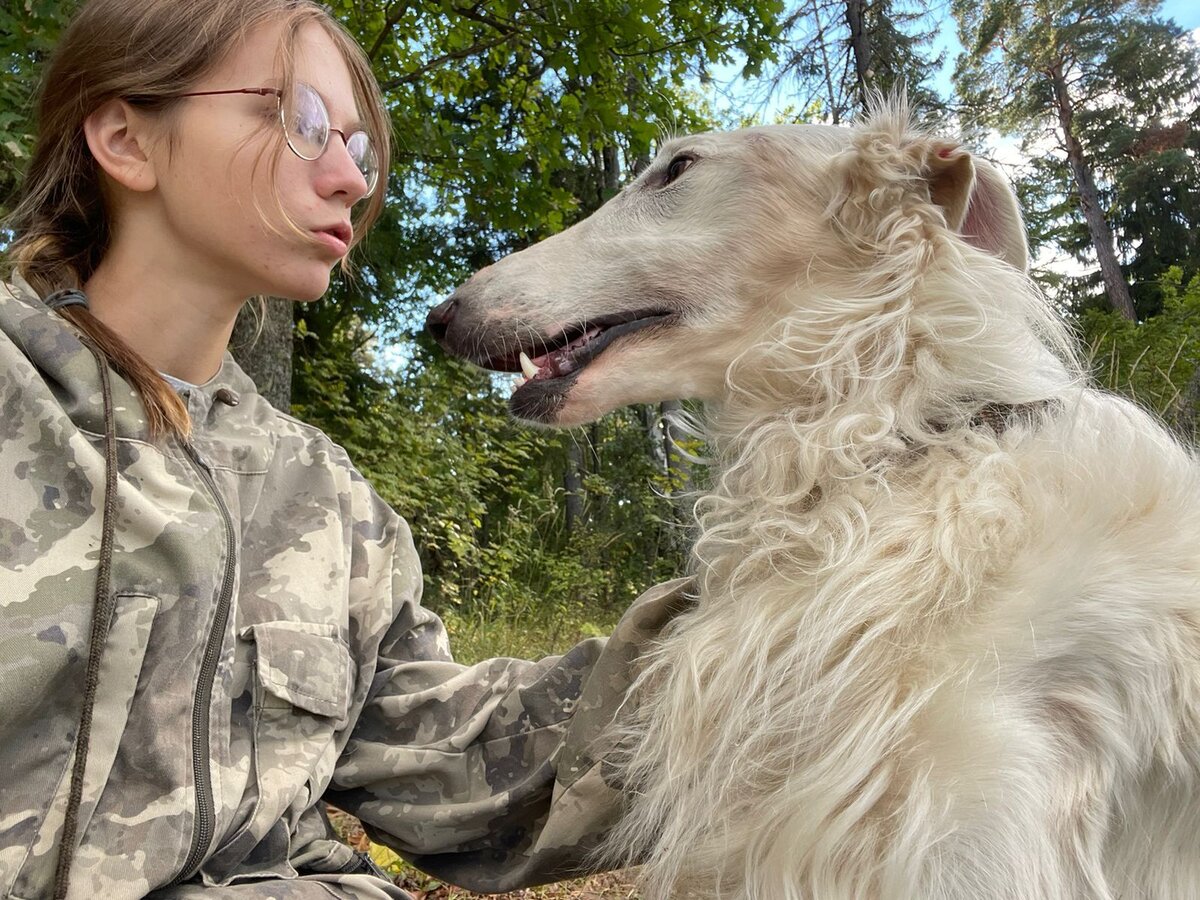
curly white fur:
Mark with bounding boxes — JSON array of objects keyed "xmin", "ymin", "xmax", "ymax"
[{"xmin": 443, "ymin": 98, "xmax": 1200, "ymax": 899}]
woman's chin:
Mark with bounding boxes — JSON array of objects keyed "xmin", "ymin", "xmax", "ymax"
[{"xmin": 269, "ymin": 267, "xmax": 334, "ymax": 302}]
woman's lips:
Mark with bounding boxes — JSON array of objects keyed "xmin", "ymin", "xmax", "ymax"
[{"xmin": 313, "ymin": 229, "xmax": 349, "ymax": 257}]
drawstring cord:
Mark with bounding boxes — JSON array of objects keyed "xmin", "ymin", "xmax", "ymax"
[{"xmin": 51, "ymin": 336, "xmax": 120, "ymax": 900}]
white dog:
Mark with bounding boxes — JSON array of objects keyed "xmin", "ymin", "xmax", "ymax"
[{"xmin": 427, "ymin": 101, "xmax": 1200, "ymax": 899}]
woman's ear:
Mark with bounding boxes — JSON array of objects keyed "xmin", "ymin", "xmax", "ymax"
[{"xmin": 83, "ymin": 99, "xmax": 158, "ymax": 193}]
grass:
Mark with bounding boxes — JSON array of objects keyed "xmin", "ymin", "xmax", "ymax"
[
  {"xmin": 326, "ymin": 806, "xmax": 642, "ymax": 899},
  {"xmin": 438, "ymin": 607, "xmax": 615, "ymax": 664}
]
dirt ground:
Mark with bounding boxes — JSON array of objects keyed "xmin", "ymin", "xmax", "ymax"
[{"xmin": 326, "ymin": 807, "xmax": 642, "ymax": 900}]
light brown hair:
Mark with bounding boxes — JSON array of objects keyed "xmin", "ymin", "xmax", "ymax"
[{"xmin": 4, "ymin": 0, "xmax": 391, "ymax": 440}]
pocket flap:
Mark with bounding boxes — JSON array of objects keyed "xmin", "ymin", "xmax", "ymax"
[{"xmin": 243, "ymin": 621, "xmax": 353, "ymax": 726}]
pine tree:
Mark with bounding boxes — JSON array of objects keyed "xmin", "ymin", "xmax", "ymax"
[
  {"xmin": 770, "ymin": 0, "xmax": 944, "ymax": 124},
  {"xmin": 954, "ymin": 0, "xmax": 1198, "ymax": 320},
  {"xmin": 1084, "ymin": 19, "xmax": 1200, "ymax": 316}
]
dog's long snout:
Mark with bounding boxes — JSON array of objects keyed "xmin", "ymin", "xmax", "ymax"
[{"xmin": 425, "ymin": 296, "xmax": 458, "ymax": 346}]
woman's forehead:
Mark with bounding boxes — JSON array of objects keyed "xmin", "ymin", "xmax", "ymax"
[
  {"xmin": 206, "ymin": 20, "xmax": 360, "ymax": 122},
  {"xmin": 291, "ymin": 24, "xmax": 360, "ymax": 123},
  {"xmin": 203, "ymin": 21, "xmax": 283, "ymax": 85}
]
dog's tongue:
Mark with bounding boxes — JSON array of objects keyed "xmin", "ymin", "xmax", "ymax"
[
  {"xmin": 520, "ymin": 326, "xmax": 603, "ymax": 382},
  {"xmin": 519, "ymin": 350, "xmax": 563, "ymax": 381},
  {"xmin": 531, "ymin": 350, "xmax": 569, "ymax": 379}
]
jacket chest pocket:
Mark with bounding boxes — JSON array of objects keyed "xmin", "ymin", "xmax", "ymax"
[{"xmin": 241, "ymin": 622, "xmax": 353, "ymax": 818}]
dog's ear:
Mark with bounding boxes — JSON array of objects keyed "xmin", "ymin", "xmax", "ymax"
[
  {"xmin": 925, "ymin": 143, "xmax": 1029, "ymax": 271},
  {"xmin": 926, "ymin": 142, "xmax": 974, "ymax": 231},
  {"xmin": 839, "ymin": 116, "xmax": 1031, "ymax": 271}
]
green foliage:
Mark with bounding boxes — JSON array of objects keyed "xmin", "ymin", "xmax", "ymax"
[
  {"xmin": 1084, "ymin": 20, "xmax": 1200, "ymax": 316},
  {"xmin": 0, "ymin": 0, "xmax": 78, "ymax": 218},
  {"xmin": 953, "ymin": 0, "xmax": 1200, "ymax": 317},
  {"xmin": 292, "ymin": 321, "xmax": 689, "ymax": 664},
  {"xmin": 1028, "ymin": 18, "xmax": 1200, "ymax": 318},
  {"xmin": 767, "ymin": 0, "xmax": 946, "ymax": 126},
  {"xmin": 1079, "ymin": 268, "xmax": 1200, "ymax": 433}
]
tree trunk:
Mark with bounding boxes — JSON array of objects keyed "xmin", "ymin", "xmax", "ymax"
[
  {"xmin": 845, "ymin": 0, "xmax": 872, "ymax": 106},
  {"xmin": 582, "ymin": 422, "xmax": 606, "ymax": 524},
  {"xmin": 642, "ymin": 403, "xmax": 668, "ymax": 472},
  {"xmin": 811, "ymin": 0, "xmax": 843, "ymax": 123},
  {"xmin": 564, "ymin": 439, "xmax": 585, "ymax": 538},
  {"xmin": 588, "ymin": 422, "xmax": 602, "ymax": 473},
  {"xmin": 230, "ymin": 297, "xmax": 294, "ymax": 410},
  {"xmin": 602, "ymin": 143, "xmax": 620, "ymax": 196},
  {"xmin": 1175, "ymin": 361, "xmax": 1200, "ymax": 441},
  {"xmin": 660, "ymin": 399, "xmax": 692, "ymax": 556},
  {"xmin": 1048, "ymin": 63, "xmax": 1137, "ymax": 321}
]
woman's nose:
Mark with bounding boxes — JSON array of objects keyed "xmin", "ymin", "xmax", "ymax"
[{"xmin": 322, "ymin": 130, "xmax": 371, "ymax": 202}]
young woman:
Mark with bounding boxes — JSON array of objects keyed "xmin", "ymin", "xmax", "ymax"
[{"xmin": 0, "ymin": 1, "xmax": 687, "ymax": 897}]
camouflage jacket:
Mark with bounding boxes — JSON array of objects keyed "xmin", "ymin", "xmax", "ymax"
[{"xmin": 0, "ymin": 275, "xmax": 689, "ymax": 900}]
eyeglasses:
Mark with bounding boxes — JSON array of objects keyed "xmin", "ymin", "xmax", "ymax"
[{"xmin": 174, "ymin": 82, "xmax": 380, "ymax": 196}]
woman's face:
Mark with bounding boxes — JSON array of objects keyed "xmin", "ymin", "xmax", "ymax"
[{"xmin": 149, "ymin": 20, "xmax": 371, "ymax": 304}]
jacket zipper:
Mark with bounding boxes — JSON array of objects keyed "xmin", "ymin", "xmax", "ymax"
[{"xmin": 171, "ymin": 441, "xmax": 238, "ymax": 884}]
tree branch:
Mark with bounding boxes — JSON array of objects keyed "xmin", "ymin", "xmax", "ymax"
[
  {"xmin": 368, "ymin": 1, "xmax": 413, "ymax": 62},
  {"xmin": 450, "ymin": 3, "xmax": 522, "ymax": 35},
  {"xmin": 608, "ymin": 28, "xmax": 725, "ymax": 59},
  {"xmin": 381, "ymin": 33, "xmax": 513, "ymax": 90}
]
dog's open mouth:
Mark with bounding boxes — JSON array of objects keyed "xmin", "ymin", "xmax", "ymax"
[
  {"xmin": 486, "ymin": 309, "xmax": 674, "ymax": 382},
  {"xmin": 481, "ymin": 309, "xmax": 675, "ymax": 421}
]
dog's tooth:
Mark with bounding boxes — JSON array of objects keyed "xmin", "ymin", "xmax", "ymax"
[{"xmin": 520, "ymin": 351, "xmax": 541, "ymax": 380}]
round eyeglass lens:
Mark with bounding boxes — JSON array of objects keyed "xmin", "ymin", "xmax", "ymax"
[
  {"xmin": 284, "ymin": 82, "xmax": 329, "ymax": 160},
  {"xmin": 346, "ymin": 131, "xmax": 380, "ymax": 194}
]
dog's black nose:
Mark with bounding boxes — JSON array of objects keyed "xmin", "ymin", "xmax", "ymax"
[{"xmin": 425, "ymin": 297, "xmax": 458, "ymax": 344}]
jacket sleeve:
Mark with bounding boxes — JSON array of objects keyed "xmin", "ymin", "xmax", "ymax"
[{"xmin": 325, "ymin": 493, "xmax": 691, "ymax": 892}]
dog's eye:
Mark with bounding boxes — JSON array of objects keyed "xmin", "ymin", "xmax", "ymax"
[{"xmin": 663, "ymin": 154, "xmax": 695, "ymax": 186}]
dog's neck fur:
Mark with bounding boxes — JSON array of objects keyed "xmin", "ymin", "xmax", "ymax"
[
  {"xmin": 604, "ymin": 244, "xmax": 1081, "ymax": 895},
  {"xmin": 707, "ymin": 235, "xmax": 1075, "ymax": 485}
]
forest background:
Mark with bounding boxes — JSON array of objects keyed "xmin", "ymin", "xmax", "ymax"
[{"xmin": 2, "ymin": 0, "xmax": 1199, "ymax": 895}]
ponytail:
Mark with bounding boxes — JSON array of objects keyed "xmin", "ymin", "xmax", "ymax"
[{"xmin": 60, "ymin": 303, "xmax": 192, "ymax": 441}]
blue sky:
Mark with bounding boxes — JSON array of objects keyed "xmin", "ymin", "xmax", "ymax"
[{"xmin": 1156, "ymin": 0, "xmax": 1197, "ymax": 28}]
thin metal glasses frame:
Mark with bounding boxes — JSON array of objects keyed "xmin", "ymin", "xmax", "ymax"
[{"xmin": 172, "ymin": 85, "xmax": 378, "ymax": 195}]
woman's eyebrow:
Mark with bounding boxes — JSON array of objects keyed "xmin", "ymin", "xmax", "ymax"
[{"xmin": 313, "ymin": 86, "xmax": 364, "ymax": 133}]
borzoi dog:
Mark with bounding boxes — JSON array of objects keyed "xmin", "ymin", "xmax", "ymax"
[{"xmin": 427, "ymin": 103, "xmax": 1200, "ymax": 899}]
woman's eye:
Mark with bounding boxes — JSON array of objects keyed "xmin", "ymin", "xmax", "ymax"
[{"xmin": 663, "ymin": 154, "xmax": 694, "ymax": 186}]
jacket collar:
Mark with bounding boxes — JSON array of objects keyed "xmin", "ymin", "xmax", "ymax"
[{"xmin": 2, "ymin": 274, "xmax": 276, "ymax": 472}]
